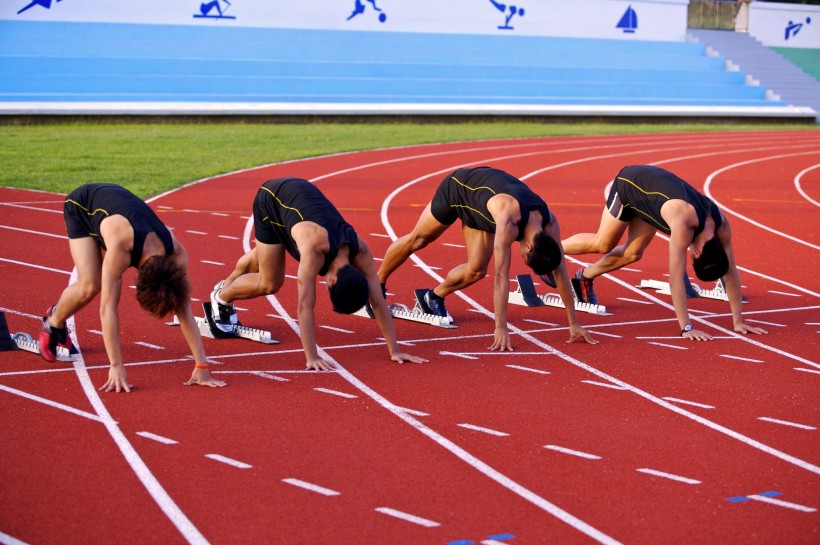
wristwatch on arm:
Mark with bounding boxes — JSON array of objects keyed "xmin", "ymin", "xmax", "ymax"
[{"xmin": 681, "ymin": 324, "xmax": 693, "ymax": 336}]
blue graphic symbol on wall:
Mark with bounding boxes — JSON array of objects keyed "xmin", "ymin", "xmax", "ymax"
[
  {"xmin": 347, "ymin": 0, "xmax": 387, "ymax": 23},
  {"xmin": 617, "ymin": 5, "xmax": 638, "ymax": 33},
  {"xmin": 17, "ymin": 0, "xmax": 62, "ymax": 15},
  {"xmin": 785, "ymin": 17, "xmax": 811, "ymax": 41},
  {"xmin": 489, "ymin": 0, "xmax": 525, "ymax": 31},
  {"xmin": 194, "ymin": 0, "xmax": 236, "ymax": 20}
]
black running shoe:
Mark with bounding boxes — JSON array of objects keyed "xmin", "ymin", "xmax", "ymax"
[
  {"xmin": 572, "ymin": 268, "xmax": 599, "ymax": 305},
  {"xmin": 539, "ymin": 272, "xmax": 557, "ymax": 288},
  {"xmin": 422, "ymin": 290, "xmax": 448, "ymax": 317}
]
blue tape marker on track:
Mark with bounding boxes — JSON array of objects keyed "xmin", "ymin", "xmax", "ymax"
[
  {"xmin": 727, "ymin": 496, "xmax": 750, "ymax": 503},
  {"xmin": 488, "ymin": 534, "xmax": 516, "ymax": 541},
  {"xmin": 446, "ymin": 541, "xmax": 474, "ymax": 545}
]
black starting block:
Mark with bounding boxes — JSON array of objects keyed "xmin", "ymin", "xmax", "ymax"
[
  {"xmin": 167, "ymin": 303, "xmax": 279, "ymax": 344},
  {"xmin": 509, "ymin": 274, "xmax": 613, "ymax": 316},
  {"xmin": 353, "ymin": 289, "xmax": 456, "ymax": 329},
  {"xmin": 637, "ymin": 276, "xmax": 746, "ymax": 303}
]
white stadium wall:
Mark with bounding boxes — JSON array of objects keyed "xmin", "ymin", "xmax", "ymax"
[
  {"xmin": 748, "ymin": 2, "xmax": 820, "ymax": 49},
  {"xmin": 2, "ymin": 0, "xmax": 690, "ymax": 41}
]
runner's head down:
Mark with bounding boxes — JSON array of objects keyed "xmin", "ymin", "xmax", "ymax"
[
  {"xmin": 328, "ymin": 264, "xmax": 370, "ymax": 314},
  {"xmin": 692, "ymin": 237, "xmax": 729, "ymax": 281},
  {"xmin": 135, "ymin": 255, "xmax": 191, "ymax": 318},
  {"xmin": 524, "ymin": 231, "xmax": 563, "ymax": 275}
]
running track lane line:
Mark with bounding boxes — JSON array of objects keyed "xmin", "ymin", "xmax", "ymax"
[
  {"xmin": 237, "ymin": 216, "xmax": 624, "ymax": 545},
  {"xmin": 63, "ymin": 272, "xmax": 210, "ymax": 545},
  {"xmin": 382, "ymin": 165, "xmax": 820, "ymax": 477}
]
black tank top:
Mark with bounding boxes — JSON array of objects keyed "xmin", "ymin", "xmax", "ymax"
[
  {"xmin": 446, "ymin": 167, "xmax": 550, "ymax": 238},
  {"xmin": 254, "ymin": 178, "xmax": 360, "ymax": 276},
  {"xmin": 64, "ymin": 183, "xmax": 174, "ymax": 267},
  {"xmin": 613, "ymin": 165, "xmax": 722, "ymax": 236}
]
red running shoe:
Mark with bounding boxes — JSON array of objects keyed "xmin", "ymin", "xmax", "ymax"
[{"xmin": 38, "ymin": 306, "xmax": 72, "ymax": 362}]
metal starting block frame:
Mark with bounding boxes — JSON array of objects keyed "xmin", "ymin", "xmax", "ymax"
[
  {"xmin": 637, "ymin": 277, "xmax": 742, "ymax": 303},
  {"xmin": 167, "ymin": 303, "xmax": 279, "ymax": 344},
  {"xmin": 353, "ymin": 290, "xmax": 457, "ymax": 329},
  {"xmin": 508, "ymin": 274, "xmax": 613, "ymax": 316},
  {"xmin": 12, "ymin": 332, "xmax": 75, "ymax": 362}
]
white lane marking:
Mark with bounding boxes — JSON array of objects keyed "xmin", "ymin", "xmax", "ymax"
[
  {"xmin": 205, "ymin": 454, "xmax": 253, "ymax": 469},
  {"xmin": 746, "ymin": 319, "xmax": 786, "ymax": 327},
  {"xmin": 768, "ymin": 290, "xmax": 802, "ymax": 297},
  {"xmin": 523, "ymin": 318, "xmax": 559, "ymax": 327},
  {"xmin": 636, "ymin": 468, "xmax": 701, "ymax": 485},
  {"xmin": 136, "ymin": 431, "xmax": 179, "ymax": 445},
  {"xmin": 396, "ymin": 407, "xmax": 429, "ymax": 417},
  {"xmin": 794, "ymin": 367, "xmax": 820, "ymax": 375},
  {"xmin": 720, "ymin": 354, "xmax": 764, "ymax": 363},
  {"xmin": 586, "ymin": 330, "xmax": 622, "ymax": 338},
  {"xmin": 616, "ymin": 297, "xmax": 653, "ymax": 305},
  {"xmin": 440, "ymin": 351, "xmax": 479, "ymax": 360},
  {"xmin": 507, "ymin": 364, "xmax": 551, "ymax": 375},
  {"xmin": 314, "ymin": 387, "xmax": 358, "ymax": 399},
  {"xmin": 748, "ymin": 494, "xmax": 817, "ymax": 512},
  {"xmin": 442, "ymin": 243, "xmax": 466, "ymax": 248},
  {"xmin": 662, "ymin": 397, "xmax": 715, "ymax": 410},
  {"xmin": 0, "ymin": 383, "xmax": 106, "ymax": 423},
  {"xmin": 218, "ymin": 234, "xmax": 240, "ymax": 240},
  {"xmin": 201, "ymin": 260, "xmax": 225, "ymax": 266},
  {"xmin": 185, "ymin": 230, "xmax": 207, "ymax": 235},
  {"xmin": 251, "ymin": 371, "xmax": 289, "ymax": 382},
  {"xmin": 794, "ymin": 163, "xmax": 820, "ymax": 207},
  {"xmin": 319, "ymin": 325, "xmax": 355, "ymax": 334},
  {"xmin": 757, "ymin": 417, "xmax": 816, "ymax": 430},
  {"xmin": 282, "ymin": 478, "xmax": 340, "ymax": 497},
  {"xmin": 0, "ymin": 530, "xmax": 29, "ymax": 545},
  {"xmin": 134, "ymin": 341, "xmax": 164, "ymax": 350},
  {"xmin": 0, "ymin": 257, "xmax": 71, "ymax": 276},
  {"xmin": 582, "ymin": 380, "xmax": 628, "ymax": 390},
  {"xmin": 0, "ymin": 224, "xmax": 67, "ymax": 239},
  {"xmin": 210, "ymin": 212, "xmax": 229, "ymax": 217},
  {"xmin": 544, "ymin": 445, "xmax": 602, "ymax": 460},
  {"xmin": 458, "ymin": 423, "xmax": 509, "ymax": 437},
  {"xmin": 647, "ymin": 342, "xmax": 688, "ymax": 350},
  {"xmin": 374, "ymin": 507, "xmax": 440, "ymax": 528}
]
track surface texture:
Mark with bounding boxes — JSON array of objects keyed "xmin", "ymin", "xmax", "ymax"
[{"xmin": 1, "ymin": 131, "xmax": 818, "ymax": 545}]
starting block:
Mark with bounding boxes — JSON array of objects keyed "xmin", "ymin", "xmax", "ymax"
[
  {"xmin": 353, "ymin": 289, "xmax": 457, "ymax": 329},
  {"xmin": 167, "ymin": 303, "xmax": 279, "ymax": 344},
  {"xmin": 11, "ymin": 332, "xmax": 75, "ymax": 362},
  {"xmin": 0, "ymin": 312, "xmax": 75, "ymax": 362},
  {"xmin": 508, "ymin": 274, "xmax": 613, "ymax": 316},
  {"xmin": 637, "ymin": 277, "xmax": 744, "ymax": 303}
]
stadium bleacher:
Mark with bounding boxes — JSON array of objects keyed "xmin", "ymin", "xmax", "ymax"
[{"xmin": 0, "ymin": 20, "xmax": 814, "ymax": 119}]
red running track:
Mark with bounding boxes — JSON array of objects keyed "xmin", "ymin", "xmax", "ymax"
[{"xmin": 0, "ymin": 131, "xmax": 818, "ymax": 545}]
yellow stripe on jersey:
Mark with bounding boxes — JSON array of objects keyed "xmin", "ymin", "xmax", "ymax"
[
  {"xmin": 65, "ymin": 199, "xmax": 109, "ymax": 218},
  {"xmin": 451, "ymin": 175, "xmax": 497, "ymax": 195},
  {"xmin": 261, "ymin": 186, "xmax": 304, "ymax": 221},
  {"xmin": 261, "ymin": 215, "xmax": 285, "ymax": 228},
  {"xmin": 450, "ymin": 205, "xmax": 495, "ymax": 224},
  {"xmin": 616, "ymin": 176, "xmax": 672, "ymax": 200}
]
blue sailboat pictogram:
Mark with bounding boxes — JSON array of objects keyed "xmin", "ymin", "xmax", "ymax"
[{"xmin": 616, "ymin": 5, "xmax": 637, "ymax": 33}]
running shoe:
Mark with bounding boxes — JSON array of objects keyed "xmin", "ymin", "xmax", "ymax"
[
  {"xmin": 572, "ymin": 268, "xmax": 599, "ymax": 305},
  {"xmin": 209, "ymin": 283, "xmax": 237, "ymax": 334},
  {"xmin": 38, "ymin": 306, "xmax": 72, "ymax": 363},
  {"xmin": 422, "ymin": 289, "xmax": 449, "ymax": 318},
  {"xmin": 539, "ymin": 272, "xmax": 557, "ymax": 288}
]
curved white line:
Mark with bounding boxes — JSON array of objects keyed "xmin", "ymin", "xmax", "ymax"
[
  {"xmin": 379, "ymin": 149, "xmax": 820, "ymax": 477},
  {"xmin": 795, "ymin": 163, "xmax": 820, "ymax": 207},
  {"xmin": 702, "ymin": 151, "xmax": 820, "ymax": 251}
]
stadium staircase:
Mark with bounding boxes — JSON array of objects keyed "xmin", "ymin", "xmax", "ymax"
[{"xmin": 688, "ymin": 28, "xmax": 820, "ymax": 121}]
